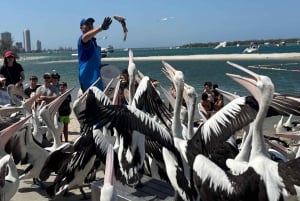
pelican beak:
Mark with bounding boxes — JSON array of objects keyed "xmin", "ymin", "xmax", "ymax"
[
  {"xmin": 226, "ymin": 61, "xmax": 261, "ymax": 102},
  {"xmin": 112, "ymin": 80, "xmax": 121, "ymax": 105},
  {"xmin": 128, "ymin": 49, "xmax": 134, "ymax": 63},
  {"xmin": 45, "ymin": 87, "xmax": 74, "ymax": 118},
  {"xmin": 104, "ymin": 144, "xmax": 115, "ymax": 185},
  {"xmin": 183, "ymin": 83, "xmax": 195, "ymax": 107},
  {"xmin": 265, "ymin": 139, "xmax": 290, "ymax": 156},
  {"xmin": 215, "ymin": 88, "xmax": 240, "ymax": 101},
  {"xmin": 0, "ymin": 107, "xmax": 23, "ymax": 117},
  {"xmin": 0, "ymin": 115, "xmax": 32, "ymax": 149},
  {"xmin": 161, "ymin": 61, "xmax": 176, "ymax": 82},
  {"xmin": 23, "ymin": 92, "xmax": 40, "ymax": 113},
  {"xmin": 275, "ymin": 131, "xmax": 300, "ymax": 140}
]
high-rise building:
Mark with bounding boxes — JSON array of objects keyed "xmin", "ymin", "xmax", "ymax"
[
  {"xmin": 23, "ymin": 29, "xmax": 31, "ymax": 52},
  {"xmin": 36, "ymin": 40, "xmax": 42, "ymax": 52},
  {"xmin": 15, "ymin": 42, "xmax": 22, "ymax": 49},
  {"xmin": 0, "ymin": 32, "xmax": 12, "ymax": 41},
  {"xmin": 0, "ymin": 32, "xmax": 12, "ymax": 48}
]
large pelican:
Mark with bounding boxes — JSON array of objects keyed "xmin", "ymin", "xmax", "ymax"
[
  {"xmin": 0, "ymin": 116, "xmax": 31, "ymax": 201},
  {"xmin": 193, "ymin": 61, "xmax": 300, "ymax": 201},
  {"xmin": 39, "ymin": 87, "xmax": 74, "ymax": 151}
]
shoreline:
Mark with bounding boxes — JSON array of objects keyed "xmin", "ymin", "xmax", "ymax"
[
  {"xmin": 32, "ymin": 52, "xmax": 300, "ymax": 64},
  {"xmin": 103, "ymin": 52, "xmax": 300, "ymax": 61}
]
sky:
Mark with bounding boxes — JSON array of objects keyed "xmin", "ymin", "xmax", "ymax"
[{"xmin": 1, "ymin": 0, "xmax": 300, "ymax": 50}]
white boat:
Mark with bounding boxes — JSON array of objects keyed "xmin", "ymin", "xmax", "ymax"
[
  {"xmin": 71, "ymin": 45, "xmax": 114, "ymax": 57},
  {"xmin": 242, "ymin": 42, "xmax": 259, "ymax": 53},
  {"xmin": 214, "ymin": 41, "xmax": 227, "ymax": 49}
]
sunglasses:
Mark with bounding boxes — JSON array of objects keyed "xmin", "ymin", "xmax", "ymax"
[
  {"xmin": 44, "ymin": 76, "xmax": 51, "ymax": 79},
  {"xmin": 7, "ymin": 56, "xmax": 14, "ymax": 59}
]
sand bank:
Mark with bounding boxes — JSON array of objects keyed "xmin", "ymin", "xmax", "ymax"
[
  {"xmin": 103, "ymin": 53, "xmax": 300, "ymax": 61},
  {"xmin": 36, "ymin": 52, "xmax": 300, "ymax": 64}
]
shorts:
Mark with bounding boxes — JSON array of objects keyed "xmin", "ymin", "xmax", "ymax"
[{"xmin": 59, "ymin": 116, "xmax": 70, "ymax": 124}]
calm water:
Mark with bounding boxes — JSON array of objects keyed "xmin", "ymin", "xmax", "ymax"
[
  {"xmin": 17, "ymin": 45, "xmax": 300, "ymax": 134},
  {"xmin": 19, "ymin": 44, "xmax": 300, "ymax": 100}
]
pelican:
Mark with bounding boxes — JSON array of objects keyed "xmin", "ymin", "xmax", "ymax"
[
  {"xmin": 39, "ymin": 87, "xmax": 74, "ymax": 151},
  {"xmin": 0, "ymin": 155, "xmax": 19, "ymax": 201},
  {"xmin": 46, "ymin": 127, "xmax": 97, "ymax": 199},
  {"xmin": 194, "ymin": 61, "xmax": 300, "ymax": 201},
  {"xmin": 80, "ymin": 77, "xmax": 171, "ymax": 186},
  {"xmin": 0, "ymin": 115, "xmax": 31, "ymax": 201}
]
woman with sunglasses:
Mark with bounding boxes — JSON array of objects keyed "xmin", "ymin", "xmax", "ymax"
[{"xmin": 0, "ymin": 50, "xmax": 25, "ymax": 88}]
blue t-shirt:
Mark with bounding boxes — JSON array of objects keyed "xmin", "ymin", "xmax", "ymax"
[{"xmin": 77, "ymin": 36, "xmax": 103, "ymax": 92}]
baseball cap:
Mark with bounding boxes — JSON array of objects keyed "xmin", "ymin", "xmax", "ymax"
[
  {"xmin": 4, "ymin": 50, "xmax": 15, "ymax": 58},
  {"xmin": 80, "ymin": 18, "xmax": 95, "ymax": 26},
  {"xmin": 43, "ymin": 72, "xmax": 51, "ymax": 79},
  {"xmin": 51, "ymin": 72, "xmax": 60, "ymax": 79}
]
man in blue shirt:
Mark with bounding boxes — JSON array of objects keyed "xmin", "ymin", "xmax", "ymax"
[{"xmin": 77, "ymin": 17, "xmax": 112, "ymax": 92}]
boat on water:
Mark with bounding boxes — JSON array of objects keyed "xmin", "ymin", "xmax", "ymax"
[
  {"xmin": 242, "ymin": 42, "xmax": 259, "ymax": 53},
  {"xmin": 214, "ymin": 41, "xmax": 227, "ymax": 49},
  {"xmin": 71, "ymin": 45, "xmax": 114, "ymax": 57}
]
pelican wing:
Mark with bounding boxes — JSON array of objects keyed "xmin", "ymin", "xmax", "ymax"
[
  {"xmin": 278, "ymin": 157, "xmax": 300, "ymax": 195},
  {"xmin": 82, "ymin": 104, "xmax": 174, "ymax": 149},
  {"xmin": 132, "ymin": 76, "xmax": 172, "ymax": 129},
  {"xmin": 270, "ymin": 94, "xmax": 300, "ymax": 116},
  {"xmin": 200, "ymin": 96, "xmax": 258, "ymax": 147},
  {"xmin": 193, "ymin": 154, "xmax": 264, "ymax": 201}
]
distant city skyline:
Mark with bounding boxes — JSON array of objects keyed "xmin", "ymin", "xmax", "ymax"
[
  {"xmin": 0, "ymin": 29, "xmax": 43, "ymax": 52},
  {"xmin": 23, "ymin": 29, "xmax": 31, "ymax": 52},
  {"xmin": 1, "ymin": 0, "xmax": 300, "ymax": 50}
]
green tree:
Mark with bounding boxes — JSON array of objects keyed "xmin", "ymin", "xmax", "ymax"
[{"xmin": 0, "ymin": 38, "xmax": 13, "ymax": 57}]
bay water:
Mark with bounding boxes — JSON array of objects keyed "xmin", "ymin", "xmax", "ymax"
[{"xmin": 18, "ymin": 45, "xmax": 300, "ymax": 134}]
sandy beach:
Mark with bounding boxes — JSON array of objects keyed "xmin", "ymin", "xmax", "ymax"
[
  {"xmin": 31, "ymin": 52, "xmax": 300, "ymax": 64},
  {"xmin": 103, "ymin": 52, "xmax": 300, "ymax": 61}
]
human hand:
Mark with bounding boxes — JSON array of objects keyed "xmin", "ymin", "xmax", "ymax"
[
  {"xmin": 15, "ymin": 82, "xmax": 21, "ymax": 88},
  {"xmin": 101, "ymin": 17, "xmax": 112, "ymax": 30}
]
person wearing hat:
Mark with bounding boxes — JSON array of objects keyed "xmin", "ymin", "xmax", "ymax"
[
  {"xmin": 36, "ymin": 72, "xmax": 59, "ymax": 105},
  {"xmin": 77, "ymin": 16, "xmax": 112, "ymax": 92},
  {"xmin": 0, "ymin": 50, "xmax": 25, "ymax": 88},
  {"xmin": 51, "ymin": 71, "xmax": 60, "ymax": 90}
]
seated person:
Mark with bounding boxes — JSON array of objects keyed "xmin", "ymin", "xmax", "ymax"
[
  {"xmin": 200, "ymin": 92, "xmax": 212, "ymax": 118},
  {"xmin": 214, "ymin": 94, "xmax": 224, "ymax": 112}
]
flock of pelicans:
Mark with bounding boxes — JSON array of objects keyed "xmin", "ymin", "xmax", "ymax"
[{"xmin": 1, "ymin": 49, "xmax": 300, "ymax": 201}]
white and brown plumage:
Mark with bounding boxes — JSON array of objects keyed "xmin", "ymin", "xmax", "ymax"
[{"xmin": 113, "ymin": 15, "xmax": 128, "ymax": 41}]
